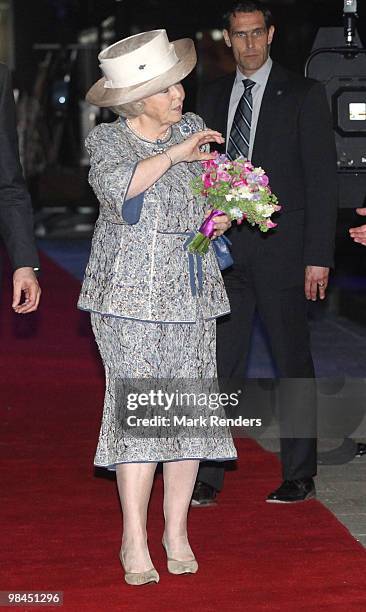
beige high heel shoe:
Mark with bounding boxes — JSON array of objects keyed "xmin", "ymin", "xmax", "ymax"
[
  {"xmin": 119, "ymin": 550, "xmax": 160, "ymax": 586},
  {"xmin": 162, "ymin": 538, "xmax": 198, "ymax": 575}
]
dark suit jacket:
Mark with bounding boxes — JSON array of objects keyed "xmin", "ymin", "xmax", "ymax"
[
  {"xmin": 0, "ymin": 63, "xmax": 39, "ymax": 271},
  {"xmin": 197, "ymin": 63, "xmax": 338, "ymax": 284}
]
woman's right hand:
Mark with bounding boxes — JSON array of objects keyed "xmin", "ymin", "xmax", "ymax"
[
  {"xmin": 167, "ymin": 130, "xmax": 225, "ymax": 164},
  {"xmin": 126, "ymin": 129, "xmax": 224, "ymax": 200}
]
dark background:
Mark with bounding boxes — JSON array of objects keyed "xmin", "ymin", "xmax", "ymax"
[{"xmin": 12, "ymin": 0, "xmax": 366, "ymax": 91}]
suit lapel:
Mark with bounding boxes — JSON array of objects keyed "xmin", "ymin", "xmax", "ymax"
[
  {"xmin": 208, "ymin": 73, "xmax": 235, "ymax": 155},
  {"xmin": 252, "ymin": 63, "xmax": 290, "ymax": 165}
]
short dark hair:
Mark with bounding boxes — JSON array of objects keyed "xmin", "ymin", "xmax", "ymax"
[{"xmin": 223, "ymin": 1, "xmax": 274, "ymax": 31}]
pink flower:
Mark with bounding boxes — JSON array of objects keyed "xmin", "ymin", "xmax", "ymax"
[
  {"xmin": 239, "ymin": 174, "xmax": 249, "ymax": 183},
  {"xmin": 202, "ymin": 173, "xmax": 214, "ymax": 189},
  {"xmin": 237, "ymin": 213, "xmax": 247, "ymax": 225},
  {"xmin": 266, "ymin": 220, "xmax": 277, "ymax": 229},
  {"xmin": 274, "ymin": 204, "xmax": 282, "ymax": 212},
  {"xmin": 202, "ymin": 159, "xmax": 218, "ymax": 171},
  {"xmin": 232, "ymin": 178, "xmax": 248, "ymax": 187},
  {"xmin": 216, "ymin": 170, "xmax": 231, "ymax": 182},
  {"xmin": 258, "ymin": 175, "xmax": 269, "ymax": 187}
]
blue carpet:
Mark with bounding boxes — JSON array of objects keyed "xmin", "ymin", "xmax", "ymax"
[{"xmin": 38, "ymin": 239, "xmax": 91, "ymax": 282}]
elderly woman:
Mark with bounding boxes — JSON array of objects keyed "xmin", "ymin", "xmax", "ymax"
[{"xmin": 79, "ymin": 30, "xmax": 237, "ymax": 586}]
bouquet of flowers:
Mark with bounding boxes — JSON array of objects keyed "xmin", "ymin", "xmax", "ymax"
[{"xmin": 188, "ymin": 154, "xmax": 281, "ymax": 256}]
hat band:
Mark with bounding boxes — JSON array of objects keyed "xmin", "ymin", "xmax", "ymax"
[{"xmin": 102, "ymin": 44, "xmax": 179, "ymax": 89}]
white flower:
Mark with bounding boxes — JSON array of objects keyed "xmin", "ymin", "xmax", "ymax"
[
  {"xmin": 229, "ymin": 207, "xmax": 243, "ymax": 219},
  {"xmin": 255, "ymin": 203, "xmax": 275, "ymax": 218},
  {"xmin": 236, "ymin": 186, "xmax": 252, "ymax": 198}
]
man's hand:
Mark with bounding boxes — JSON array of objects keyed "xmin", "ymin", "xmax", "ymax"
[
  {"xmin": 349, "ymin": 208, "xmax": 366, "ymax": 246},
  {"xmin": 12, "ymin": 267, "xmax": 41, "ymax": 314},
  {"xmin": 305, "ymin": 266, "xmax": 329, "ymax": 301}
]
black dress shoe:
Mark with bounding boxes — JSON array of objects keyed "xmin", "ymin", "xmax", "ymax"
[
  {"xmin": 356, "ymin": 443, "xmax": 366, "ymax": 457},
  {"xmin": 191, "ymin": 481, "xmax": 218, "ymax": 507},
  {"xmin": 266, "ymin": 478, "xmax": 316, "ymax": 503}
]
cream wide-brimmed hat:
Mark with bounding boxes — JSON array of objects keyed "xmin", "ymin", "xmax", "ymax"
[{"xmin": 86, "ymin": 29, "xmax": 197, "ymax": 107}]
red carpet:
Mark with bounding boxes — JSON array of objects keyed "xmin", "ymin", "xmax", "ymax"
[{"xmin": 1, "ymin": 254, "xmax": 366, "ymax": 611}]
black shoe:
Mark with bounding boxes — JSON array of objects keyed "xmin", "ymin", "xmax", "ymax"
[
  {"xmin": 191, "ymin": 481, "xmax": 218, "ymax": 507},
  {"xmin": 356, "ymin": 443, "xmax": 366, "ymax": 457},
  {"xmin": 266, "ymin": 478, "xmax": 316, "ymax": 504}
]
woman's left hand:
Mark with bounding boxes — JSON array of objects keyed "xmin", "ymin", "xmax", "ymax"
[{"xmin": 204, "ymin": 211, "xmax": 232, "ymax": 238}]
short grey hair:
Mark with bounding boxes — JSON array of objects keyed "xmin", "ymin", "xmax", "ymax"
[{"xmin": 110, "ymin": 100, "xmax": 145, "ymax": 118}]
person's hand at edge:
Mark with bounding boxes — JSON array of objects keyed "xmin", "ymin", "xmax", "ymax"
[{"xmin": 12, "ymin": 267, "xmax": 41, "ymax": 314}]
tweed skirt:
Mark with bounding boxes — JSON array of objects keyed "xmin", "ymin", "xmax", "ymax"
[{"xmin": 90, "ymin": 311, "xmax": 237, "ymax": 468}]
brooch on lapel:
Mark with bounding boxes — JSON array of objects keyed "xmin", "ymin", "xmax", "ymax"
[
  {"xmin": 178, "ymin": 115, "xmax": 209, "ymax": 152},
  {"xmin": 178, "ymin": 121, "xmax": 195, "ymax": 137}
]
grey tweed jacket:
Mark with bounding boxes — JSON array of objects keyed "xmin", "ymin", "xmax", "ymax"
[{"xmin": 78, "ymin": 112, "xmax": 230, "ymax": 323}]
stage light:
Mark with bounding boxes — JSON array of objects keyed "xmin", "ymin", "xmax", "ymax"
[{"xmin": 305, "ymin": 1, "xmax": 366, "ymax": 208}]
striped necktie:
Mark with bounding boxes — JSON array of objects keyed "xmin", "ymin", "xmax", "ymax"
[{"xmin": 227, "ymin": 79, "xmax": 255, "ymax": 161}]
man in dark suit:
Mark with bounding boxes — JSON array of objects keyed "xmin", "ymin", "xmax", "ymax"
[
  {"xmin": 0, "ymin": 63, "xmax": 40, "ymax": 313},
  {"xmin": 192, "ymin": 1, "xmax": 338, "ymax": 505}
]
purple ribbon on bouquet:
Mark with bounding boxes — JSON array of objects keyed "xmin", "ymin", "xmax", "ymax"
[{"xmin": 199, "ymin": 209, "xmax": 226, "ymax": 238}]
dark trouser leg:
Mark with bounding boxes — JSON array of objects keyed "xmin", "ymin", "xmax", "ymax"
[
  {"xmin": 280, "ymin": 438, "xmax": 317, "ymax": 480},
  {"xmin": 196, "ymin": 461, "xmax": 226, "ymax": 491},
  {"xmin": 255, "ymin": 284, "xmax": 317, "ymax": 480},
  {"xmin": 197, "ymin": 270, "xmax": 256, "ymax": 491}
]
